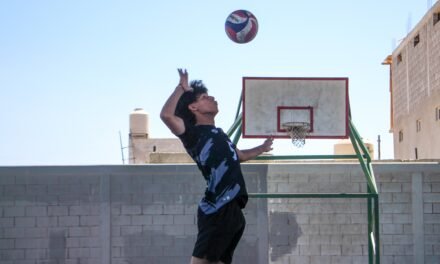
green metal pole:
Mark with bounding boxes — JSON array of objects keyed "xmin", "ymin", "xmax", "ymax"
[
  {"xmin": 349, "ymin": 120, "xmax": 372, "ymax": 162},
  {"xmin": 232, "ymin": 124, "xmax": 242, "ymax": 145},
  {"xmin": 248, "ymin": 193, "xmax": 378, "ymax": 199},
  {"xmin": 348, "ymin": 122, "xmax": 378, "ymax": 194},
  {"xmin": 367, "ymin": 187, "xmax": 374, "ymax": 264},
  {"xmin": 374, "ymin": 196, "xmax": 381, "ymax": 264},
  {"xmin": 235, "ymin": 92, "xmax": 243, "ymax": 120},
  {"xmin": 349, "ymin": 120, "xmax": 378, "ymax": 193},
  {"xmin": 227, "ymin": 114, "xmax": 242, "ymax": 138},
  {"xmin": 254, "ymin": 154, "xmax": 362, "ymax": 160}
]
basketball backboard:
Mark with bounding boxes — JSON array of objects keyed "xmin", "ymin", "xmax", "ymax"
[{"xmin": 242, "ymin": 77, "xmax": 349, "ymax": 139}]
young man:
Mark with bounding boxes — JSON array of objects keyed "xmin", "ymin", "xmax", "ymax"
[{"xmin": 160, "ymin": 69, "xmax": 273, "ymax": 264}]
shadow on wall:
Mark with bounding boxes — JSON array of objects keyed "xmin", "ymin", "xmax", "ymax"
[{"xmin": 270, "ymin": 212, "xmax": 302, "ymax": 262}]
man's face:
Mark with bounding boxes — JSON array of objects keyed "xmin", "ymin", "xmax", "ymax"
[{"xmin": 189, "ymin": 93, "xmax": 218, "ymax": 115}]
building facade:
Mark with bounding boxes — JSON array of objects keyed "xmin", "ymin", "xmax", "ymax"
[{"xmin": 389, "ymin": 2, "xmax": 440, "ymax": 159}]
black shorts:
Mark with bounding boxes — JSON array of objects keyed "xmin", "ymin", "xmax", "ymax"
[{"xmin": 192, "ymin": 200, "xmax": 246, "ymax": 264}]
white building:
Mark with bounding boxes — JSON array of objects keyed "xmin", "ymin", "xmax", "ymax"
[
  {"xmin": 384, "ymin": 2, "xmax": 440, "ymax": 159},
  {"xmin": 128, "ymin": 108, "xmax": 190, "ymax": 164}
]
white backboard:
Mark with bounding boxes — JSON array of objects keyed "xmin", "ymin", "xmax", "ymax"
[{"xmin": 242, "ymin": 77, "xmax": 349, "ymax": 139}]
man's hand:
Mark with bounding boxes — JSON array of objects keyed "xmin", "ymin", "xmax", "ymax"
[
  {"xmin": 178, "ymin": 68, "xmax": 192, "ymax": 92},
  {"xmin": 236, "ymin": 136, "xmax": 274, "ymax": 162},
  {"xmin": 260, "ymin": 136, "xmax": 274, "ymax": 152}
]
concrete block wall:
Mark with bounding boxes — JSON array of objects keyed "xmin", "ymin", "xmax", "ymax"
[
  {"xmin": 0, "ymin": 162, "xmax": 439, "ymax": 264},
  {"xmin": 264, "ymin": 163, "xmax": 440, "ymax": 264},
  {"xmin": 391, "ymin": 1, "xmax": 440, "ymax": 159}
]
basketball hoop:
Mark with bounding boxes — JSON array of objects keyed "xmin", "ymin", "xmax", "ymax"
[{"xmin": 282, "ymin": 122, "xmax": 311, "ymax": 148}]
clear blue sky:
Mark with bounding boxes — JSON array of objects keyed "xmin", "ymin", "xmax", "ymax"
[{"xmin": 0, "ymin": 1, "xmax": 433, "ymax": 165}]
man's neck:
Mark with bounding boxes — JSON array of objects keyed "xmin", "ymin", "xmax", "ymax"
[
  {"xmin": 195, "ymin": 115, "xmax": 215, "ymax": 126},
  {"xmin": 195, "ymin": 120, "xmax": 215, "ymax": 126}
]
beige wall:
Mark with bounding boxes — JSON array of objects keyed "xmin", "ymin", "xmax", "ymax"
[{"xmin": 391, "ymin": 2, "xmax": 440, "ymax": 159}]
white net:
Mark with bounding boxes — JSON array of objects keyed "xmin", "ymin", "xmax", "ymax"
[{"xmin": 282, "ymin": 122, "xmax": 311, "ymax": 148}]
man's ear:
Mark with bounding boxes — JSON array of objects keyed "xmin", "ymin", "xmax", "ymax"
[{"xmin": 188, "ymin": 103, "xmax": 197, "ymax": 112}]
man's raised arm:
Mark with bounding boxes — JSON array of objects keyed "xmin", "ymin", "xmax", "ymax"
[{"xmin": 160, "ymin": 69, "xmax": 192, "ymax": 136}]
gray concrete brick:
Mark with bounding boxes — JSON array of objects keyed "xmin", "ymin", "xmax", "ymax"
[
  {"xmin": 121, "ymin": 205, "xmax": 142, "ymax": 215},
  {"xmin": 270, "ymin": 235, "xmax": 289, "ymax": 246},
  {"xmin": 392, "ymin": 214, "xmax": 412, "ymax": 224},
  {"xmin": 0, "ymin": 239, "xmax": 15, "ymax": 250},
  {"xmin": 432, "ymin": 183, "xmax": 440, "ymax": 192},
  {"xmin": 112, "ymin": 215, "xmax": 131, "ymax": 226},
  {"xmin": 341, "ymin": 245, "xmax": 362, "ymax": 256},
  {"xmin": 48, "ymin": 206, "xmax": 68, "ymax": 216},
  {"xmin": 425, "ymin": 214, "xmax": 440, "ymax": 223},
  {"xmin": 121, "ymin": 226, "xmax": 142, "ymax": 235},
  {"xmin": 58, "ymin": 216, "xmax": 79, "ymax": 227},
  {"xmin": 132, "ymin": 193, "xmax": 153, "ymax": 204},
  {"xmin": 25, "ymin": 185, "xmax": 47, "ymax": 195},
  {"xmin": 24, "ymin": 248, "xmax": 47, "ymax": 259},
  {"xmin": 163, "ymin": 225, "xmax": 185, "ymax": 236},
  {"xmin": 131, "ymin": 215, "xmax": 153, "ymax": 225},
  {"xmin": 25, "ymin": 206, "xmax": 47, "ymax": 217},
  {"xmin": 380, "ymin": 182, "xmax": 402, "ymax": 192},
  {"xmin": 319, "ymin": 225, "xmax": 341, "ymax": 235},
  {"xmin": 393, "ymin": 193, "xmax": 411, "ymax": 202},
  {"xmin": 68, "ymin": 247, "xmax": 90, "ymax": 258},
  {"xmin": 321, "ymin": 245, "xmax": 341, "ymax": 256},
  {"xmin": 299, "ymin": 245, "xmax": 320, "ymax": 256},
  {"xmin": 434, "ymin": 203, "xmax": 440, "ymax": 213},
  {"xmin": 24, "ymin": 227, "xmax": 47, "ymax": 238},
  {"xmin": 163, "ymin": 204, "xmax": 184, "ymax": 215},
  {"xmin": 382, "ymin": 203, "xmax": 411, "ymax": 213},
  {"xmin": 3, "ymin": 185, "xmax": 24, "ymax": 196},
  {"xmin": 15, "ymin": 217, "xmax": 36, "ymax": 227},
  {"xmin": 152, "ymin": 215, "xmax": 173, "ymax": 225},
  {"xmin": 15, "ymin": 238, "xmax": 48, "ymax": 249},
  {"xmin": 142, "ymin": 204, "xmax": 163, "ymax": 215},
  {"xmin": 81, "ymin": 238, "xmax": 100, "ymax": 248},
  {"xmin": 425, "ymin": 234, "xmax": 440, "ymax": 245},
  {"xmin": 36, "ymin": 216, "xmax": 57, "ymax": 227},
  {"xmin": 173, "ymin": 214, "xmax": 194, "ymax": 225},
  {"xmin": 392, "ymin": 235, "xmax": 413, "ymax": 245},
  {"xmin": 4, "ymin": 207, "xmax": 25, "ymax": 217},
  {"xmin": 70, "ymin": 205, "xmax": 99, "ymax": 216},
  {"xmin": 3, "ymin": 227, "xmax": 25, "ymax": 238},
  {"xmin": 69, "ymin": 227, "xmax": 90, "ymax": 237},
  {"xmin": 383, "ymin": 245, "xmax": 413, "ymax": 256},
  {"xmin": 426, "ymin": 256, "xmax": 440, "ymax": 264},
  {"xmin": 288, "ymin": 256, "xmax": 310, "ymax": 264},
  {"xmin": 425, "ymin": 193, "xmax": 440, "ymax": 202},
  {"xmin": 0, "ymin": 249, "xmax": 25, "ymax": 260},
  {"xmin": 382, "ymin": 224, "xmax": 404, "ymax": 234},
  {"xmin": 309, "ymin": 235, "xmax": 329, "ymax": 244},
  {"xmin": 184, "ymin": 224, "xmax": 197, "ymax": 236},
  {"xmin": 79, "ymin": 215, "xmax": 100, "ymax": 226}
]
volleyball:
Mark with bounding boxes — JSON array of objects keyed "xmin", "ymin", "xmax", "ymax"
[{"xmin": 225, "ymin": 10, "xmax": 258, "ymax": 44}]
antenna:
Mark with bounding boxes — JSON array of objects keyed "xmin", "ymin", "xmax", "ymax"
[
  {"xmin": 406, "ymin": 12, "xmax": 412, "ymax": 34},
  {"xmin": 119, "ymin": 131, "xmax": 127, "ymax": 164},
  {"xmin": 427, "ymin": 0, "xmax": 433, "ymax": 10}
]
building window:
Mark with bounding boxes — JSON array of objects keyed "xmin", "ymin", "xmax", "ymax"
[
  {"xmin": 416, "ymin": 119, "xmax": 421, "ymax": 132},
  {"xmin": 434, "ymin": 12, "xmax": 440, "ymax": 26},
  {"xmin": 413, "ymin": 34, "xmax": 420, "ymax": 47},
  {"xmin": 436, "ymin": 107, "xmax": 440, "ymax": 121},
  {"xmin": 415, "ymin": 148, "xmax": 418, "ymax": 160},
  {"xmin": 397, "ymin": 53, "xmax": 403, "ymax": 64},
  {"xmin": 399, "ymin": 130, "xmax": 403, "ymax": 142}
]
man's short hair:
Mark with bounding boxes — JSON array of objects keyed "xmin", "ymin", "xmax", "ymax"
[{"xmin": 175, "ymin": 80, "xmax": 208, "ymax": 126}]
